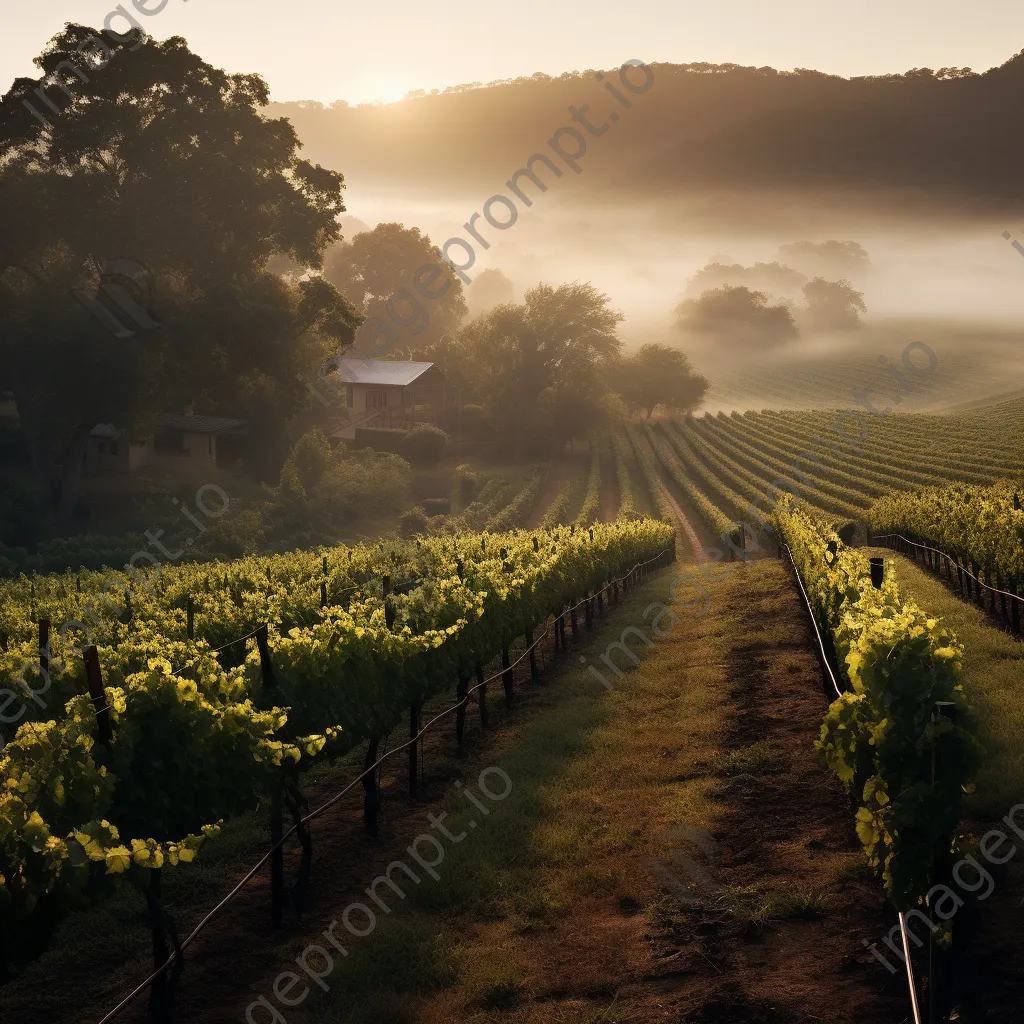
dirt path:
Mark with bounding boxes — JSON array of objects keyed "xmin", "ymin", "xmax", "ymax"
[
  {"xmin": 640, "ymin": 561, "xmax": 908, "ymax": 1021},
  {"xmin": 525, "ymin": 461, "xmax": 565, "ymax": 529},
  {"xmin": 391, "ymin": 559, "xmax": 910, "ymax": 1024},
  {"xmin": 598, "ymin": 435, "xmax": 619, "ymax": 523},
  {"xmin": 648, "ymin": 447, "xmax": 750, "ymax": 563},
  {"xmin": 651, "ymin": 471, "xmax": 706, "ymax": 563}
]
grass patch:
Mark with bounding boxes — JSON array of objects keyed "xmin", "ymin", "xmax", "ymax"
[
  {"xmin": 714, "ymin": 884, "xmax": 831, "ymax": 932},
  {"xmin": 707, "ymin": 741, "xmax": 775, "ymax": 777},
  {"xmin": 292, "ymin": 562, "xmax": 703, "ymax": 1022}
]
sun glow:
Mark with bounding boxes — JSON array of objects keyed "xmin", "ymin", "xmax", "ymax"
[{"xmin": 372, "ymin": 80, "xmax": 411, "ymax": 105}]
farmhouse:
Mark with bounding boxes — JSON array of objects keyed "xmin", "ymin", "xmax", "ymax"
[
  {"xmin": 85, "ymin": 413, "xmax": 249, "ymax": 473},
  {"xmin": 329, "ymin": 358, "xmax": 456, "ymax": 440}
]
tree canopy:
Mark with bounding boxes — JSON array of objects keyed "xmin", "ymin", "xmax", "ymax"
[
  {"xmin": 617, "ymin": 344, "xmax": 709, "ymax": 419},
  {"xmin": 685, "ymin": 261, "xmax": 808, "ymax": 301},
  {"xmin": 777, "ymin": 240, "xmax": 871, "ymax": 279},
  {"xmin": 466, "ymin": 268, "xmax": 516, "ymax": 317},
  {"xmin": 322, "ymin": 223, "xmax": 467, "ymax": 355},
  {"xmin": 0, "ymin": 27, "xmax": 359, "ymax": 517},
  {"xmin": 800, "ymin": 277, "xmax": 867, "ymax": 330},
  {"xmin": 674, "ymin": 286, "xmax": 798, "ymax": 345},
  {"xmin": 447, "ymin": 283, "xmax": 623, "ymax": 457}
]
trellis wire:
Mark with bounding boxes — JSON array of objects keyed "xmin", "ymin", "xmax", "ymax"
[{"xmin": 93, "ymin": 543, "xmax": 673, "ymax": 1024}]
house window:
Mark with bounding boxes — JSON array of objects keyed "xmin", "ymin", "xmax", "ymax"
[
  {"xmin": 97, "ymin": 441, "xmax": 106, "ymax": 455},
  {"xmin": 110, "ymin": 442, "xmax": 118, "ymax": 456},
  {"xmin": 366, "ymin": 389, "xmax": 388, "ymax": 410},
  {"xmin": 346, "ymin": 384, "xmax": 354, "ymax": 407}
]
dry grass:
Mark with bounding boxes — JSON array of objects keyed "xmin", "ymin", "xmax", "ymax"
[
  {"xmin": 294, "ymin": 560, "xmax": 902, "ymax": 1024},
  {"xmin": 291, "ymin": 559, "xmax": 735, "ymax": 1023}
]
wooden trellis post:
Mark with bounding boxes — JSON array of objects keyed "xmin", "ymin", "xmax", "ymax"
[
  {"xmin": 476, "ymin": 662, "xmax": 488, "ymax": 729},
  {"xmin": 501, "ymin": 647, "xmax": 513, "ymax": 705},
  {"xmin": 456, "ymin": 674, "xmax": 470, "ymax": 744},
  {"xmin": 409, "ymin": 704, "xmax": 420, "ymax": 798},
  {"xmin": 255, "ymin": 625, "xmax": 277, "ymax": 691},
  {"xmin": 525, "ymin": 630, "xmax": 539, "ymax": 681},
  {"xmin": 82, "ymin": 645, "xmax": 113, "ymax": 748},
  {"xmin": 270, "ymin": 788, "xmax": 284, "ymax": 927},
  {"xmin": 363, "ymin": 738, "xmax": 380, "ymax": 834}
]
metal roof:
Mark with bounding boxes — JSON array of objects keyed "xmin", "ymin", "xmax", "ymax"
[
  {"xmin": 335, "ymin": 358, "xmax": 436, "ymax": 387},
  {"xmin": 156, "ymin": 413, "xmax": 247, "ymax": 434}
]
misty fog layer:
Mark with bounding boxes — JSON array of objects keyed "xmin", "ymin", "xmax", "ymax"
[{"xmin": 336, "ymin": 187, "xmax": 1024, "ymax": 413}]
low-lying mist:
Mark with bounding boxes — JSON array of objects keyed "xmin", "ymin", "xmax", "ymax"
[{"xmin": 338, "ymin": 186, "xmax": 1024, "ymax": 412}]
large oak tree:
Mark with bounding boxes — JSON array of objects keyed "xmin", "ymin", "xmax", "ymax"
[{"xmin": 0, "ymin": 27, "xmax": 360, "ymax": 519}]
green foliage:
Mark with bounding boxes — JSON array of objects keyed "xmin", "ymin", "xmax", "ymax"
[
  {"xmin": 0, "ymin": 29, "xmax": 360, "ymax": 518},
  {"xmin": 539, "ymin": 481, "xmax": 574, "ymax": 530},
  {"xmin": 617, "ymin": 343, "xmax": 709, "ymax": 419},
  {"xmin": 322, "ymin": 223, "xmax": 467, "ymax": 354},
  {"xmin": 777, "ymin": 240, "xmax": 871, "ymax": 278},
  {"xmin": 258, "ymin": 431, "xmax": 412, "ymax": 546},
  {"xmin": 674, "ymin": 285, "xmax": 798, "ymax": 345},
  {"xmin": 870, "ymin": 480, "xmax": 1024, "ymax": 583},
  {"xmin": 684, "ymin": 261, "xmax": 808, "ymax": 301},
  {"xmin": 0, "ymin": 532, "xmax": 149, "ymax": 581},
  {"xmin": 574, "ymin": 444, "xmax": 602, "ymax": 527},
  {"xmin": 399, "ymin": 506, "xmax": 430, "ymax": 537},
  {"xmin": 610, "ymin": 432, "xmax": 638, "ymax": 520},
  {"xmin": 486, "ymin": 471, "xmax": 545, "ymax": 533},
  {"xmin": 446, "ymin": 282, "xmax": 623, "ymax": 456},
  {"xmin": 398, "ymin": 425, "xmax": 449, "ymax": 467},
  {"xmin": 801, "ymin": 277, "xmax": 866, "ymax": 330},
  {"xmin": 456, "ymin": 464, "xmax": 480, "ymax": 503},
  {"xmin": 353, "ymin": 427, "xmax": 409, "ymax": 454},
  {"xmin": 420, "ymin": 498, "xmax": 451, "ymax": 516},
  {"xmin": 458, "ymin": 404, "xmax": 495, "ymax": 439},
  {"xmin": 0, "ymin": 518, "xmax": 675, "ymax": 942},
  {"xmin": 775, "ymin": 506, "xmax": 982, "ymax": 910}
]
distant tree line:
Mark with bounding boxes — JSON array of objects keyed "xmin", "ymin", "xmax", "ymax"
[
  {"xmin": 674, "ymin": 242, "xmax": 869, "ymax": 345},
  {"xmin": 270, "ymin": 52, "xmax": 1024, "ymax": 202}
]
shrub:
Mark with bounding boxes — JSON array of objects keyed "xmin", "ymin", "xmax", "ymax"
[
  {"xmin": 400, "ymin": 506, "xmax": 429, "ymax": 537},
  {"xmin": 420, "ymin": 498, "xmax": 451, "ymax": 516},
  {"xmin": 399, "ymin": 425, "xmax": 448, "ymax": 466},
  {"xmin": 456, "ymin": 464, "xmax": 479, "ymax": 503},
  {"xmin": 353, "ymin": 427, "xmax": 408, "ymax": 454},
  {"xmin": 775, "ymin": 506, "xmax": 981, "ymax": 911},
  {"xmin": 459, "ymin": 404, "xmax": 494, "ymax": 438}
]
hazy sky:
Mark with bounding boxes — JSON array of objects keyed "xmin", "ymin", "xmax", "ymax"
[{"xmin": 3, "ymin": 0, "xmax": 1024, "ymax": 105}]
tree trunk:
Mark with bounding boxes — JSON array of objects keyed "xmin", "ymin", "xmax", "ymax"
[
  {"xmin": 57, "ymin": 427, "xmax": 91, "ymax": 524},
  {"xmin": 11, "ymin": 387, "xmax": 92, "ymax": 525}
]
